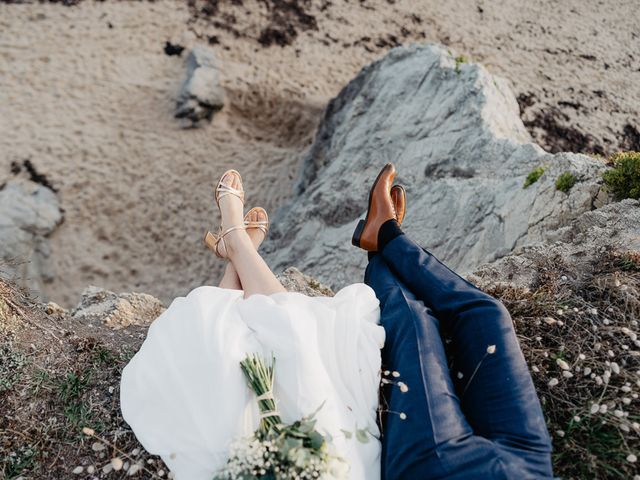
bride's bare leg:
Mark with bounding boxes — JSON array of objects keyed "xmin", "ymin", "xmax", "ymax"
[
  {"xmin": 217, "ymin": 210, "xmax": 270, "ymax": 291},
  {"xmin": 226, "ymin": 232, "xmax": 286, "ymax": 298},
  {"xmin": 217, "ymin": 174, "xmax": 286, "ymax": 298},
  {"xmin": 218, "ymin": 263, "xmax": 242, "ymax": 290}
]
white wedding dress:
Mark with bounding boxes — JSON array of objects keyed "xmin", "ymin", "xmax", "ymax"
[{"xmin": 120, "ymin": 283, "xmax": 385, "ymax": 480}]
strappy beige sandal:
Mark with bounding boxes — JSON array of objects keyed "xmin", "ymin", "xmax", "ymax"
[
  {"xmin": 203, "ymin": 169, "xmax": 247, "ymax": 259},
  {"xmin": 243, "ymin": 207, "xmax": 269, "ymax": 237}
]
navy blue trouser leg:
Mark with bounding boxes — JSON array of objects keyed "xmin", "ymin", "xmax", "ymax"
[
  {"xmin": 366, "ymin": 255, "xmax": 512, "ymax": 480},
  {"xmin": 366, "ymin": 235, "xmax": 554, "ymax": 479}
]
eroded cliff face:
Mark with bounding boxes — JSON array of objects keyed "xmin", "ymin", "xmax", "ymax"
[{"xmin": 262, "ymin": 44, "xmax": 609, "ymax": 290}]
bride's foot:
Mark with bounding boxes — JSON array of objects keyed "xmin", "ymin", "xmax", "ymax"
[
  {"xmin": 244, "ymin": 207, "xmax": 269, "ymax": 250},
  {"xmin": 205, "ymin": 170, "xmax": 251, "ymax": 258}
]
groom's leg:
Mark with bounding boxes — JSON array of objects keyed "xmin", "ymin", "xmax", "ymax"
[
  {"xmin": 380, "ymin": 235, "xmax": 553, "ymax": 474},
  {"xmin": 365, "ymin": 255, "xmax": 506, "ymax": 479}
]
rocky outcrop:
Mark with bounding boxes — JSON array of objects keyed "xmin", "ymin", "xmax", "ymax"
[
  {"xmin": 470, "ymin": 199, "xmax": 640, "ymax": 289},
  {"xmin": 0, "ymin": 179, "xmax": 63, "ymax": 298},
  {"xmin": 263, "ymin": 44, "xmax": 608, "ymax": 290},
  {"xmin": 175, "ymin": 46, "xmax": 225, "ymax": 127},
  {"xmin": 71, "ymin": 286, "xmax": 165, "ymax": 329},
  {"xmin": 277, "ymin": 266, "xmax": 334, "ymax": 297}
]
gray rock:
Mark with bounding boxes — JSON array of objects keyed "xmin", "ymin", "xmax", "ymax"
[
  {"xmin": 72, "ymin": 286, "xmax": 165, "ymax": 329},
  {"xmin": 175, "ymin": 46, "xmax": 225, "ymax": 127},
  {"xmin": 277, "ymin": 266, "xmax": 334, "ymax": 297},
  {"xmin": 469, "ymin": 199, "xmax": 640, "ymax": 290},
  {"xmin": 0, "ymin": 179, "xmax": 63, "ymax": 298},
  {"xmin": 263, "ymin": 44, "xmax": 607, "ymax": 290}
]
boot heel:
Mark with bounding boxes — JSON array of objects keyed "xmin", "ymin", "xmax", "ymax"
[{"xmin": 351, "ymin": 219, "xmax": 365, "ymax": 247}]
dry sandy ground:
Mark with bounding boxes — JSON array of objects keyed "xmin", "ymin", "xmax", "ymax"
[{"xmin": 0, "ymin": 0, "xmax": 639, "ymax": 306}]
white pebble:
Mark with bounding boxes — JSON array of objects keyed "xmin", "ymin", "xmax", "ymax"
[
  {"xmin": 599, "ymin": 404, "xmax": 608, "ymax": 414},
  {"xmin": 583, "ymin": 367, "xmax": 592, "ymax": 376},
  {"xmin": 87, "ymin": 466, "xmax": 95, "ymax": 474},
  {"xmin": 532, "ymin": 366, "xmax": 540, "ymax": 373},
  {"xmin": 131, "ymin": 448, "xmax": 140, "ymax": 456},
  {"xmin": 614, "ymin": 409, "xmax": 625, "ymax": 418},
  {"xmin": 556, "ymin": 430, "xmax": 565, "ymax": 437},
  {"xmin": 81, "ymin": 427, "xmax": 95, "ymax": 436},
  {"xmin": 590, "ymin": 404, "xmax": 600, "ymax": 414},
  {"xmin": 556, "ymin": 359, "xmax": 570, "ymax": 370},
  {"xmin": 621, "ymin": 385, "xmax": 632, "ymax": 393},
  {"xmin": 573, "ymin": 415, "xmax": 581, "ymax": 422},
  {"xmin": 578, "ymin": 353, "xmax": 586, "ymax": 360},
  {"xmin": 611, "ymin": 362, "xmax": 620, "ymax": 374},
  {"xmin": 607, "ymin": 350, "xmax": 615, "ymax": 358},
  {"xmin": 128, "ymin": 464, "xmax": 141, "ymax": 476},
  {"xmin": 627, "ymin": 454, "xmax": 637, "ymax": 463},
  {"xmin": 548, "ymin": 378, "xmax": 559, "ymax": 387},
  {"xmin": 562, "ymin": 371, "xmax": 573, "ymax": 379},
  {"xmin": 73, "ymin": 466, "xmax": 83, "ymax": 474}
]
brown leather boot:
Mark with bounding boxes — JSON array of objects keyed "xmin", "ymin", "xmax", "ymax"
[
  {"xmin": 391, "ymin": 185, "xmax": 406, "ymax": 226},
  {"xmin": 352, "ymin": 163, "xmax": 397, "ymax": 251}
]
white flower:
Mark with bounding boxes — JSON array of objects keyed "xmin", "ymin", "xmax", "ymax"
[
  {"xmin": 399, "ymin": 412, "xmax": 407, "ymax": 420},
  {"xmin": 398, "ymin": 382, "xmax": 409, "ymax": 393},
  {"xmin": 457, "ymin": 372, "xmax": 464, "ymax": 379},
  {"xmin": 111, "ymin": 458, "xmax": 124, "ymax": 471},
  {"xmin": 391, "ymin": 371, "xmax": 400, "ymax": 378},
  {"xmin": 486, "ymin": 345, "xmax": 496, "ymax": 354}
]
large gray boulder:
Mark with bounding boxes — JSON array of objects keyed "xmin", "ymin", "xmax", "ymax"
[
  {"xmin": 175, "ymin": 46, "xmax": 225, "ymax": 127},
  {"xmin": 0, "ymin": 179, "xmax": 63, "ymax": 298},
  {"xmin": 263, "ymin": 44, "xmax": 607, "ymax": 290}
]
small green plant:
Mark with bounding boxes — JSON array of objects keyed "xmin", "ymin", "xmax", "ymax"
[
  {"xmin": 524, "ymin": 166, "xmax": 545, "ymax": 188},
  {"xmin": 556, "ymin": 172, "xmax": 577, "ymax": 193},
  {"xmin": 602, "ymin": 151, "xmax": 640, "ymax": 200},
  {"xmin": 454, "ymin": 54, "xmax": 467, "ymax": 74}
]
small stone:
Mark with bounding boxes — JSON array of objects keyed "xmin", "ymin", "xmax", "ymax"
[
  {"xmin": 556, "ymin": 359, "xmax": 570, "ymax": 370},
  {"xmin": 548, "ymin": 378, "xmax": 559, "ymax": 387},
  {"xmin": 92, "ymin": 442, "xmax": 106, "ymax": 452},
  {"xmin": 562, "ymin": 371, "xmax": 573, "ymax": 378},
  {"xmin": 82, "ymin": 427, "xmax": 95, "ymax": 436},
  {"xmin": 87, "ymin": 466, "xmax": 95, "ymax": 474},
  {"xmin": 590, "ymin": 404, "xmax": 600, "ymax": 414},
  {"xmin": 72, "ymin": 466, "xmax": 83, "ymax": 474},
  {"xmin": 627, "ymin": 454, "xmax": 637, "ymax": 463}
]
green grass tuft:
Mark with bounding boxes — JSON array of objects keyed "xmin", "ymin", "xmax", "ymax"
[
  {"xmin": 556, "ymin": 172, "xmax": 577, "ymax": 193},
  {"xmin": 524, "ymin": 166, "xmax": 545, "ymax": 188},
  {"xmin": 454, "ymin": 54, "xmax": 467, "ymax": 74},
  {"xmin": 602, "ymin": 151, "xmax": 640, "ymax": 200}
]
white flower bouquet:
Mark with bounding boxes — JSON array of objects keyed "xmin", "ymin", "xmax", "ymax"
[{"xmin": 214, "ymin": 354, "xmax": 349, "ymax": 480}]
